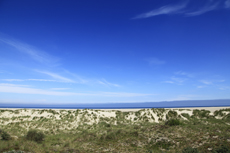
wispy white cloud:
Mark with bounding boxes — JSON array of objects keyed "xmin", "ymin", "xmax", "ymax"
[
  {"xmin": 163, "ymin": 76, "xmax": 187, "ymax": 85},
  {"xmin": 98, "ymin": 92, "xmax": 153, "ymax": 97},
  {"xmin": 2, "ymin": 78, "xmax": 57, "ymax": 82},
  {"xmin": 186, "ymin": 1, "xmax": 220, "ymax": 16},
  {"xmin": 198, "ymin": 79, "xmax": 227, "ymax": 89},
  {"xmin": 2, "ymin": 73, "xmax": 121, "ymax": 88},
  {"xmin": 28, "ymin": 79, "xmax": 56, "ymax": 82},
  {"xmin": 171, "ymin": 77, "xmax": 187, "ymax": 84},
  {"xmin": 0, "ymin": 83, "xmax": 151, "ymax": 97},
  {"xmin": 97, "ymin": 79, "xmax": 120, "ymax": 87},
  {"xmin": 2, "ymin": 79, "xmax": 24, "ymax": 82},
  {"xmin": 0, "ymin": 83, "xmax": 77, "ymax": 96},
  {"xmin": 164, "ymin": 72, "xmax": 227, "ymax": 90},
  {"xmin": 225, "ymin": 0, "xmax": 230, "ymax": 8},
  {"xmin": 63, "ymin": 69, "xmax": 90, "ymax": 84},
  {"xmin": 50, "ymin": 88, "xmax": 70, "ymax": 90},
  {"xmin": 197, "ymin": 85, "xmax": 206, "ymax": 88},
  {"xmin": 199, "ymin": 80, "xmax": 213, "ymax": 85},
  {"xmin": 64, "ymin": 69, "xmax": 120, "ymax": 87},
  {"xmin": 217, "ymin": 79, "xmax": 225, "ymax": 82},
  {"xmin": 164, "ymin": 71, "xmax": 193, "ymax": 85},
  {"xmin": 146, "ymin": 57, "xmax": 166, "ymax": 65},
  {"xmin": 133, "ymin": 0, "xmax": 229, "ymax": 19},
  {"xmin": 35, "ymin": 70, "xmax": 75, "ymax": 83},
  {"xmin": 0, "ymin": 38, "xmax": 59, "ymax": 65},
  {"xmin": 218, "ymin": 86, "xmax": 230, "ymax": 90},
  {"xmin": 0, "ymin": 83, "xmax": 30, "ymax": 87},
  {"xmin": 133, "ymin": 1, "xmax": 188, "ymax": 19},
  {"xmin": 163, "ymin": 81, "xmax": 174, "ymax": 84},
  {"xmin": 1, "ymin": 37, "xmax": 120, "ymax": 88},
  {"xmin": 175, "ymin": 71, "xmax": 193, "ymax": 77}
]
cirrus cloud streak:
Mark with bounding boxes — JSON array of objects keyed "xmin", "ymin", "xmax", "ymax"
[
  {"xmin": 133, "ymin": 0, "xmax": 230, "ymax": 19},
  {"xmin": 0, "ymin": 83, "xmax": 153, "ymax": 97}
]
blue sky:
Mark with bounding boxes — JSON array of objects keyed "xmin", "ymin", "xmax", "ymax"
[{"xmin": 0, "ymin": 0, "xmax": 230, "ymax": 105}]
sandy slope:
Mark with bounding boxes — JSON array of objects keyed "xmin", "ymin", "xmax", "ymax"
[
  {"xmin": 98, "ymin": 107, "xmax": 230, "ymax": 112},
  {"xmin": 0, "ymin": 107, "xmax": 229, "ymax": 120},
  {"xmin": 0, "ymin": 107, "xmax": 229, "ymax": 128}
]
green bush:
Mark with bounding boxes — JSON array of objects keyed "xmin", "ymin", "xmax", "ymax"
[
  {"xmin": 1, "ymin": 131, "xmax": 11, "ymax": 140},
  {"xmin": 181, "ymin": 113, "xmax": 190, "ymax": 119},
  {"xmin": 105, "ymin": 132, "xmax": 117, "ymax": 140},
  {"xmin": 212, "ymin": 145, "xmax": 230, "ymax": 153},
  {"xmin": 192, "ymin": 110, "xmax": 210, "ymax": 118},
  {"xmin": 182, "ymin": 147, "xmax": 199, "ymax": 153},
  {"xmin": 0, "ymin": 129, "xmax": 3, "ymax": 135},
  {"xmin": 98, "ymin": 121, "xmax": 110, "ymax": 127},
  {"xmin": 26, "ymin": 129, "xmax": 45, "ymax": 143},
  {"xmin": 155, "ymin": 141, "xmax": 173, "ymax": 150},
  {"xmin": 168, "ymin": 110, "xmax": 178, "ymax": 118},
  {"xmin": 223, "ymin": 114, "xmax": 230, "ymax": 121},
  {"xmin": 3, "ymin": 150, "xmax": 30, "ymax": 153},
  {"xmin": 165, "ymin": 119, "xmax": 181, "ymax": 126}
]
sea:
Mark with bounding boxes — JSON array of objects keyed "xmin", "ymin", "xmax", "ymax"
[{"xmin": 0, "ymin": 99, "xmax": 230, "ymax": 109}]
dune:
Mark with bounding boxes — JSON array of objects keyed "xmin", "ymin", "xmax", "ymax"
[{"xmin": 0, "ymin": 106, "xmax": 230, "ymax": 152}]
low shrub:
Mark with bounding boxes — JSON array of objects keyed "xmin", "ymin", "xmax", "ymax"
[
  {"xmin": 167, "ymin": 110, "xmax": 178, "ymax": 118},
  {"xmin": 98, "ymin": 121, "xmax": 110, "ymax": 127},
  {"xmin": 105, "ymin": 132, "xmax": 117, "ymax": 140},
  {"xmin": 181, "ymin": 113, "xmax": 190, "ymax": 119},
  {"xmin": 1, "ymin": 131, "xmax": 11, "ymax": 140},
  {"xmin": 192, "ymin": 110, "xmax": 210, "ymax": 118},
  {"xmin": 26, "ymin": 129, "xmax": 45, "ymax": 143},
  {"xmin": 147, "ymin": 140, "xmax": 173, "ymax": 151},
  {"xmin": 3, "ymin": 150, "xmax": 30, "ymax": 153},
  {"xmin": 182, "ymin": 147, "xmax": 199, "ymax": 153},
  {"xmin": 130, "ymin": 131, "xmax": 139, "ymax": 137},
  {"xmin": 165, "ymin": 119, "xmax": 181, "ymax": 126},
  {"xmin": 155, "ymin": 141, "xmax": 173, "ymax": 150},
  {"xmin": 212, "ymin": 145, "xmax": 230, "ymax": 153}
]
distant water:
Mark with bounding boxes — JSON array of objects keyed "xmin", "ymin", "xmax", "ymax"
[
  {"xmin": 0, "ymin": 106, "xmax": 230, "ymax": 109},
  {"xmin": 0, "ymin": 99, "xmax": 230, "ymax": 109}
]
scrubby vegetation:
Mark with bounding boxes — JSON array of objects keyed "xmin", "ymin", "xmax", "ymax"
[
  {"xmin": 0, "ymin": 108, "xmax": 230, "ymax": 152},
  {"xmin": 165, "ymin": 118, "xmax": 181, "ymax": 126},
  {"xmin": 3, "ymin": 150, "xmax": 30, "ymax": 153},
  {"xmin": 212, "ymin": 145, "xmax": 230, "ymax": 153},
  {"xmin": 26, "ymin": 130, "xmax": 45, "ymax": 143},
  {"xmin": 182, "ymin": 147, "xmax": 200, "ymax": 153},
  {"xmin": 0, "ymin": 130, "xmax": 11, "ymax": 141}
]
